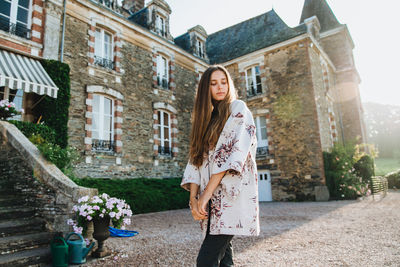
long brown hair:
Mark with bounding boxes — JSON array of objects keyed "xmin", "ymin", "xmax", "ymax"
[{"xmin": 189, "ymin": 65, "xmax": 237, "ymax": 167}]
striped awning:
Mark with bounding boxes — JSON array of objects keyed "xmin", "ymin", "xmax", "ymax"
[{"xmin": 0, "ymin": 50, "xmax": 58, "ymax": 98}]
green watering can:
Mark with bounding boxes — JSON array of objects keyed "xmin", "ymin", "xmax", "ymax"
[
  {"xmin": 65, "ymin": 232, "xmax": 95, "ymax": 264},
  {"xmin": 50, "ymin": 236, "xmax": 69, "ymax": 267}
]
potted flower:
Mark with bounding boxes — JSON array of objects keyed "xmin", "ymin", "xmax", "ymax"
[
  {"xmin": 0, "ymin": 99, "xmax": 24, "ymax": 120},
  {"xmin": 68, "ymin": 193, "xmax": 133, "ymax": 257}
]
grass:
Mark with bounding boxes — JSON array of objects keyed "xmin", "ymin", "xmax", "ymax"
[{"xmin": 375, "ymin": 158, "xmax": 400, "ymax": 176}]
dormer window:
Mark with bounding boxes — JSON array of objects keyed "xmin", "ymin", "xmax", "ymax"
[
  {"xmin": 155, "ymin": 14, "xmax": 166, "ymax": 37},
  {"xmin": 196, "ymin": 40, "xmax": 205, "ymax": 58}
]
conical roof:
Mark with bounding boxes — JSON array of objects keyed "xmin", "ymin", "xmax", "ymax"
[{"xmin": 300, "ymin": 0, "xmax": 342, "ymax": 32}]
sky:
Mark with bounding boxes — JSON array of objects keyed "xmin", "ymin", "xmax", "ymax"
[{"xmin": 146, "ymin": 0, "xmax": 400, "ymax": 107}]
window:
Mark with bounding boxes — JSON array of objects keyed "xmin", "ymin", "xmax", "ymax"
[
  {"xmin": 0, "ymin": 86, "xmax": 23, "ymax": 120},
  {"xmin": 156, "ymin": 110, "xmax": 171, "ymax": 156},
  {"xmin": 245, "ymin": 66, "xmax": 262, "ymax": 96},
  {"xmin": 156, "ymin": 55, "xmax": 169, "ymax": 89},
  {"xmin": 155, "ymin": 14, "xmax": 166, "ymax": 37},
  {"xmin": 94, "ymin": 28, "xmax": 114, "ymax": 69},
  {"xmin": 92, "ymin": 94, "xmax": 114, "ymax": 152},
  {"xmin": 196, "ymin": 39, "xmax": 204, "ymax": 58},
  {"xmin": 255, "ymin": 116, "xmax": 268, "ymax": 156},
  {"xmin": 0, "ymin": 0, "xmax": 31, "ymax": 38}
]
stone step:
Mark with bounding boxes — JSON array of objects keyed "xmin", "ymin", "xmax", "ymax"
[
  {"xmin": 0, "ymin": 232, "xmax": 54, "ymax": 255},
  {"xmin": 0, "ymin": 206, "xmax": 35, "ymax": 220},
  {"xmin": 0, "ymin": 246, "xmax": 50, "ymax": 267},
  {"xmin": 0, "ymin": 197, "xmax": 26, "ymax": 207},
  {"xmin": 0, "ymin": 217, "xmax": 45, "ymax": 237}
]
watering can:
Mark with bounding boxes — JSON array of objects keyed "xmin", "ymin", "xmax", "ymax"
[
  {"xmin": 50, "ymin": 236, "xmax": 69, "ymax": 267},
  {"xmin": 65, "ymin": 232, "xmax": 95, "ymax": 264}
]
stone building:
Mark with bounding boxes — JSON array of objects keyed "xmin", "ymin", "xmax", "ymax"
[{"xmin": 0, "ymin": 0, "xmax": 366, "ymax": 201}]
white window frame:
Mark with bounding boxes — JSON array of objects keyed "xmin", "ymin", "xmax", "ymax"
[
  {"xmin": 92, "ymin": 94, "xmax": 114, "ymax": 142},
  {"xmin": 255, "ymin": 116, "xmax": 268, "ymax": 148},
  {"xmin": 156, "ymin": 110, "xmax": 171, "ymax": 155},
  {"xmin": 0, "ymin": 0, "xmax": 32, "ymax": 35},
  {"xmin": 155, "ymin": 14, "xmax": 166, "ymax": 37},
  {"xmin": 94, "ymin": 28, "xmax": 114, "ymax": 62},
  {"xmin": 245, "ymin": 65, "xmax": 262, "ymax": 96},
  {"xmin": 156, "ymin": 55, "xmax": 169, "ymax": 89}
]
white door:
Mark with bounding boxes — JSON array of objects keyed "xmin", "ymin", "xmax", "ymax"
[{"xmin": 258, "ymin": 170, "xmax": 272, "ymax": 201}]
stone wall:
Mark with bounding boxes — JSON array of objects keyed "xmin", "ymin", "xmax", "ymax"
[
  {"xmin": 64, "ymin": 13, "xmax": 198, "ymax": 179},
  {"xmin": 0, "ymin": 121, "xmax": 97, "ymax": 233},
  {"xmin": 263, "ymin": 42, "xmax": 326, "ymax": 201}
]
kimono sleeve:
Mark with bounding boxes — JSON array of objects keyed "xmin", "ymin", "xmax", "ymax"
[
  {"xmin": 211, "ymin": 101, "xmax": 256, "ymax": 199},
  {"xmin": 180, "ymin": 161, "xmax": 201, "ymax": 191}
]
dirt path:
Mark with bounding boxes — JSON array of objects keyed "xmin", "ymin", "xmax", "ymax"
[{"xmin": 85, "ymin": 191, "xmax": 400, "ymax": 266}]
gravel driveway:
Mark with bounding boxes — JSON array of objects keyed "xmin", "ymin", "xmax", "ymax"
[{"xmin": 85, "ymin": 191, "xmax": 400, "ymax": 266}]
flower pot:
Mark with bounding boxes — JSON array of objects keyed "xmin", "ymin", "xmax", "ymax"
[{"xmin": 92, "ymin": 216, "xmax": 111, "ymax": 258}]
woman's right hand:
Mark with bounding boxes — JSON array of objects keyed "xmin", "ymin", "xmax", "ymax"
[{"xmin": 190, "ymin": 198, "xmax": 207, "ymax": 221}]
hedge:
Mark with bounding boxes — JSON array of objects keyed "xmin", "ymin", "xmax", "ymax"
[
  {"xmin": 72, "ymin": 177, "xmax": 189, "ymax": 214},
  {"xmin": 385, "ymin": 169, "xmax": 400, "ymax": 189},
  {"xmin": 36, "ymin": 60, "xmax": 71, "ymax": 148}
]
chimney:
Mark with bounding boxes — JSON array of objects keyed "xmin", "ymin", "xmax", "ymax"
[{"xmin": 123, "ymin": 0, "xmax": 145, "ymax": 14}]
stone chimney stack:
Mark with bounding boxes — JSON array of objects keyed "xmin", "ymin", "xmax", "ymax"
[{"xmin": 122, "ymin": 0, "xmax": 145, "ymax": 15}]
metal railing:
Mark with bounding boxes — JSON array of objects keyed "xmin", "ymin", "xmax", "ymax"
[
  {"xmin": 92, "ymin": 139, "xmax": 115, "ymax": 152},
  {"xmin": 94, "ymin": 56, "xmax": 114, "ymax": 70},
  {"xmin": 158, "ymin": 146, "xmax": 171, "ymax": 156},
  {"xmin": 256, "ymin": 146, "xmax": 269, "ymax": 157},
  {"xmin": 157, "ymin": 76, "xmax": 169, "ymax": 89},
  {"xmin": 0, "ymin": 17, "xmax": 31, "ymax": 39}
]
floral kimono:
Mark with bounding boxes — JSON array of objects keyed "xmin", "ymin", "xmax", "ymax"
[{"xmin": 181, "ymin": 99, "xmax": 260, "ymax": 236}]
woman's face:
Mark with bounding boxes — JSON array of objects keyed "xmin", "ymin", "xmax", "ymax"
[{"xmin": 209, "ymin": 70, "xmax": 228, "ymax": 101}]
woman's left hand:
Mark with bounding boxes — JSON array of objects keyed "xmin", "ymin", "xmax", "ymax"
[{"xmin": 197, "ymin": 192, "xmax": 211, "ymax": 216}]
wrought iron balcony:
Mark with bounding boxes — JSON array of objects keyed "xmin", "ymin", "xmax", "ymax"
[
  {"xmin": 97, "ymin": 0, "xmax": 122, "ymax": 12},
  {"xmin": 256, "ymin": 146, "xmax": 269, "ymax": 157},
  {"xmin": 158, "ymin": 146, "xmax": 171, "ymax": 156},
  {"xmin": 247, "ymin": 87, "xmax": 262, "ymax": 97},
  {"xmin": 157, "ymin": 76, "xmax": 169, "ymax": 89},
  {"xmin": 92, "ymin": 139, "xmax": 115, "ymax": 152},
  {"xmin": 94, "ymin": 56, "xmax": 114, "ymax": 70},
  {"xmin": 0, "ymin": 17, "xmax": 31, "ymax": 39}
]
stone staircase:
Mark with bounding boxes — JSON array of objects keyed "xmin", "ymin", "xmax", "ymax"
[{"xmin": 0, "ymin": 172, "xmax": 53, "ymax": 267}]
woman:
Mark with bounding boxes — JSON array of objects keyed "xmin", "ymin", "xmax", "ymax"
[{"xmin": 181, "ymin": 65, "xmax": 260, "ymax": 267}]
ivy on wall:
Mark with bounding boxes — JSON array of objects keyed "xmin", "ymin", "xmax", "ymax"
[{"xmin": 37, "ymin": 60, "xmax": 71, "ymax": 148}]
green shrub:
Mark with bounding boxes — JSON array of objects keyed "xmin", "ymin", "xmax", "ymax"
[
  {"xmin": 385, "ymin": 169, "xmax": 400, "ymax": 189},
  {"xmin": 354, "ymin": 155, "xmax": 375, "ymax": 183},
  {"xmin": 29, "ymin": 134, "xmax": 79, "ymax": 171},
  {"xmin": 72, "ymin": 177, "xmax": 189, "ymax": 214},
  {"xmin": 323, "ymin": 143, "xmax": 369, "ymax": 200},
  {"xmin": 9, "ymin": 120, "xmax": 56, "ymax": 144}
]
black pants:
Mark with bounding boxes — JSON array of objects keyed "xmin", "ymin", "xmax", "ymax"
[{"xmin": 196, "ymin": 202, "xmax": 234, "ymax": 267}]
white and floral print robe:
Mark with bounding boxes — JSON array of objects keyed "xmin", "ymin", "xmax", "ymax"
[{"xmin": 181, "ymin": 100, "xmax": 260, "ymax": 236}]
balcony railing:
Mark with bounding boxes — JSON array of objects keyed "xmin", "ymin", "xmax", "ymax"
[
  {"xmin": 92, "ymin": 139, "xmax": 115, "ymax": 152},
  {"xmin": 247, "ymin": 87, "xmax": 262, "ymax": 97},
  {"xmin": 94, "ymin": 56, "xmax": 114, "ymax": 70},
  {"xmin": 158, "ymin": 146, "xmax": 171, "ymax": 156},
  {"xmin": 0, "ymin": 17, "xmax": 31, "ymax": 39},
  {"xmin": 157, "ymin": 76, "xmax": 169, "ymax": 89},
  {"xmin": 256, "ymin": 146, "xmax": 269, "ymax": 157}
]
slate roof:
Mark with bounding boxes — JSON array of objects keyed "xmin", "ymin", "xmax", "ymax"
[
  {"xmin": 174, "ymin": 33, "xmax": 191, "ymax": 53},
  {"xmin": 206, "ymin": 9, "xmax": 307, "ymax": 64},
  {"xmin": 299, "ymin": 0, "xmax": 342, "ymax": 32},
  {"xmin": 128, "ymin": 7, "xmax": 149, "ymax": 28}
]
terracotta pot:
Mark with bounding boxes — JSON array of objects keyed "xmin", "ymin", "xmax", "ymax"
[{"xmin": 92, "ymin": 216, "xmax": 111, "ymax": 258}]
